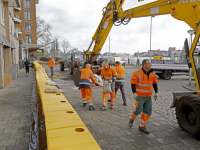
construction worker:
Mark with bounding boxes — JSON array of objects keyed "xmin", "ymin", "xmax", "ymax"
[
  {"xmin": 129, "ymin": 59, "xmax": 158, "ymax": 134},
  {"xmin": 79, "ymin": 64, "xmax": 96, "ymax": 111},
  {"xmin": 49, "ymin": 56, "xmax": 55, "ymax": 76},
  {"xmin": 101, "ymin": 61, "xmax": 117, "ymax": 110},
  {"xmin": 115, "ymin": 61, "xmax": 127, "ymax": 106}
]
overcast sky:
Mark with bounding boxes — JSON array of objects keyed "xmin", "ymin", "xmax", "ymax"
[{"xmin": 36, "ymin": 0, "xmax": 191, "ymax": 55}]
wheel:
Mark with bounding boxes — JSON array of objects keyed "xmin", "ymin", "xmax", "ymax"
[
  {"xmin": 162, "ymin": 71, "xmax": 171, "ymax": 80},
  {"xmin": 60, "ymin": 63, "xmax": 64, "ymax": 71},
  {"xmin": 73, "ymin": 67, "xmax": 78, "ymax": 76},
  {"xmin": 176, "ymin": 95, "xmax": 200, "ymax": 138}
]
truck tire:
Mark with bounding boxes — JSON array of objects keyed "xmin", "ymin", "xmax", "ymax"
[
  {"xmin": 60, "ymin": 63, "xmax": 64, "ymax": 71},
  {"xmin": 176, "ymin": 95, "xmax": 200, "ymax": 138},
  {"xmin": 162, "ymin": 71, "xmax": 171, "ymax": 80}
]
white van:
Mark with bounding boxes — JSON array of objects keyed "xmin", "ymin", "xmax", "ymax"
[{"xmin": 108, "ymin": 56, "xmax": 125, "ymax": 66}]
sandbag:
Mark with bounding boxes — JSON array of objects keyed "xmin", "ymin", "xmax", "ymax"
[
  {"xmin": 46, "ymin": 81, "xmax": 56, "ymax": 85},
  {"xmin": 94, "ymin": 74, "xmax": 103, "ymax": 86},
  {"xmin": 103, "ymin": 81, "xmax": 112, "ymax": 93}
]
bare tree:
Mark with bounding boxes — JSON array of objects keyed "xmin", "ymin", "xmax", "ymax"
[
  {"xmin": 37, "ymin": 16, "xmax": 52, "ymax": 47},
  {"xmin": 61, "ymin": 38, "xmax": 71, "ymax": 54}
]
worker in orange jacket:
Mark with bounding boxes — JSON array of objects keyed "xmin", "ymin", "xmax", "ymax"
[
  {"xmin": 79, "ymin": 64, "xmax": 96, "ymax": 111},
  {"xmin": 115, "ymin": 61, "xmax": 127, "ymax": 106},
  {"xmin": 49, "ymin": 56, "xmax": 55, "ymax": 76},
  {"xmin": 129, "ymin": 59, "xmax": 158, "ymax": 134},
  {"xmin": 100, "ymin": 61, "xmax": 117, "ymax": 110}
]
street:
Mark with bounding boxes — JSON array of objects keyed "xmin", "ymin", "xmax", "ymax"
[{"xmin": 45, "ymin": 64, "xmax": 200, "ymax": 150}]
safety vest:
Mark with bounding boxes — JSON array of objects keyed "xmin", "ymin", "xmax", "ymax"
[
  {"xmin": 101, "ymin": 66, "xmax": 117, "ymax": 81},
  {"xmin": 49, "ymin": 58, "xmax": 55, "ymax": 68},
  {"xmin": 115, "ymin": 64, "xmax": 125, "ymax": 85},
  {"xmin": 130, "ymin": 69, "xmax": 157, "ymax": 97},
  {"xmin": 79, "ymin": 67, "xmax": 95, "ymax": 89}
]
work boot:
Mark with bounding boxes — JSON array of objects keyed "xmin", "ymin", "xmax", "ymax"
[
  {"xmin": 129, "ymin": 120, "xmax": 134, "ymax": 127},
  {"xmin": 108, "ymin": 99, "xmax": 111, "ymax": 102},
  {"xmin": 100, "ymin": 106, "xmax": 107, "ymax": 110},
  {"xmin": 139, "ymin": 126, "xmax": 150, "ymax": 134},
  {"xmin": 123, "ymin": 103, "xmax": 127, "ymax": 106},
  {"xmin": 89, "ymin": 106, "xmax": 95, "ymax": 111},
  {"xmin": 110, "ymin": 105, "xmax": 114, "ymax": 109},
  {"xmin": 83, "ymin": 103, "xmax": 87, "ymax": 107}
]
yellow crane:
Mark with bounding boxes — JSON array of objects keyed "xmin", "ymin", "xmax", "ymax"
[{"xmin": 78, "ymin": 0, "xmax": 200, "ymax": 138}]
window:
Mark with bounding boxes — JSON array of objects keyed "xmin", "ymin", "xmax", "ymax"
[
  {"xmin": 24, "ymin": 0, "xmax": 30, "ymax": 8},
  {"xmin": 25, "ymin": 22, "xmax": 31, "ymax": 31},
  {"xmin": 24, "ymin": 10, "xmax": 31, "ymax": 20},
  {"xmin": 25, "ymin": 34, "xmax": 32, "ymax": 43}
]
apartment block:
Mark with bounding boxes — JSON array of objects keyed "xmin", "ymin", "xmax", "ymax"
[
  {"xmin": 14, "ymin": 0, "xmax": 40, "ymax": 60},
  {"xmin": 0, "ymin": 0, "xmax": 21, "ymax": 89}
]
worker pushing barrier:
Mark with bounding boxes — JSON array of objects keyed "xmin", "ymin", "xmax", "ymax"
[{"xmin": 79, "ymin": 64, "xmax": 96, "ymax": 111}]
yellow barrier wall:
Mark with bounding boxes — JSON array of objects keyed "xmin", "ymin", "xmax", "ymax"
[{"xmin": 33, "ymin": 61, "xmax": 101, "ymax": 150}]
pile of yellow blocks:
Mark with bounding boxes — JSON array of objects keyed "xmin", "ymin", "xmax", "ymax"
[{"xmin": 34, "ymin": 61, "xmax": 101, "ymax": 150}]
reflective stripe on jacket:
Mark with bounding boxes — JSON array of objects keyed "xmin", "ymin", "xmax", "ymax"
[
  {"xmin": 101, "ymin": 66, "xmax": 117, "ymax": 81},
  {"xmin": 115, "ymin": 64, "xmax": 125, "ymax": 85},
  {"xmin": 49, "ymin": 58, "xmax": 55, "ymax": 68},
  {"xmin": 79, "ymin": 67, "xmax": 95, "ymax": 89},
  {"xmin": 130, "ymin": 69, "xmax": 158, "ymax": 97}
]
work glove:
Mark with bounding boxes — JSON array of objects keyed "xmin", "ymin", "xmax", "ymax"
[
  {"xmin": 133, "ymin": 93, "xmax": 138, "ymax": 99},
  {"xmin": 112, "ymin": 77, "xmax": 117, "ymax": 82},
  {"xmin": 108, "ymin": 80, "xmax": 112, "ymax": 83},
  {"xmin": 154, "ymin": 93, "xmax": 158, "ymax": 100}
]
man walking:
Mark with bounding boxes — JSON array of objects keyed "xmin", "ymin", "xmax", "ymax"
[
  {"xmin": 129, "ymin": 59, "xmax": 158, "ymax": 134},
  {"xmin": 115, "ymin": 61, "xmax": 127, "ymax": 106},
  {"xmin": 100, "ymin": 61, "xmax": 117, "ymax": 110},
  {"xmin": 24, "ymin": 58, "xmax": 30, "ymax": 73},
  {"xmin": 79, "ymin": 64, "xmax": 96, "ymax": 111},
  {"xmin": 49, "ymin": 56, "xmax": 55, "ymax": 76}
]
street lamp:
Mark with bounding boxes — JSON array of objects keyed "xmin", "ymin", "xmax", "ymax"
[
  {"xmin": 187, "ymin": 29, "xmax": 195, "ymax": 86},
  {"xmin": 187, "ymin": 29, "xmax": 195, "ymax": 48},
  {"xmin": 150, "ymin": 16, "xmax": 155, "ymax": 62},
  {"xmin": 107, "ymin": 36, "xmax": 110, "ymax": 58}
]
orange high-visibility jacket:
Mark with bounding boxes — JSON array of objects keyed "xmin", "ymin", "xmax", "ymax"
[
  {"xmin": 49, "ymin": 58, "xmax": 55, "ymax": 68},
  {"xmin": 79, "ymin": 67, "xmax": 95, "ymax": 89},
  {"xmin": 115, "ymin": 64, "xmax": 125, "ymax": 85},
  {"xmin": 101, "ymin": 66, "xmax": 117, "ymax": 81},
  {"xmin": 130, "ymin": 69, "xmax": 157, "ymax": 97}
]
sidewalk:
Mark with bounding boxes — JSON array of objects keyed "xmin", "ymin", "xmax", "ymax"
[{"xmin": 0, "ymin": 68, "xmax": 35, "ymax": 150}]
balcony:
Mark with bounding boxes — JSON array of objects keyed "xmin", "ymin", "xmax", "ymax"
[
  {"xmin": 14, "ymin": 28, "xmax": 22, "ymax": 35},
  {"xmin": 14, "ymin": 15, "xmax": 22, "ymax": 23}
]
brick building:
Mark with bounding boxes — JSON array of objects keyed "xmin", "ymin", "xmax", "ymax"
[{"xmin": 14, "ymin": 0, "xmax": 40, "ymax": 61}]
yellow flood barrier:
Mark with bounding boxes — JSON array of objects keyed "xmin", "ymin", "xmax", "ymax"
[{"xmin": 33, "ymin": 61, "xmax": 101, "ymax": 150}]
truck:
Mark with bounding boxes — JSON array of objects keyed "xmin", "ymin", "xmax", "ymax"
[
  {"xmin": 73, "ymin": 0, "xmax": 200, "ymax": 139},
  {"xmin": 58, "ymin": 51, "xmax": 85, "ymax": 75}
]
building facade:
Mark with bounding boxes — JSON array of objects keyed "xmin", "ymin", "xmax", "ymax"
[
  {"xmin": 0, "ymin": 0, "xmax": 21, "ymax": 89},
  {"xmin": 14, "ymin": 0, "xmax": 39, "ymax": 60}
]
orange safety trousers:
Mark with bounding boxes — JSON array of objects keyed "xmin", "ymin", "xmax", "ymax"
[
  {"xmin": 102, "ymin": 92, "xmax": 115, "ymax": 107},
  {"xmin": 81, "ymin": 88, "xmax": 93, "ymax": 106},
  {"xmin": 130, "ymin": 96, "xmax": 152, "ymax": 127}
]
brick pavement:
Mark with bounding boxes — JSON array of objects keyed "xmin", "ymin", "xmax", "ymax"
[
  {"xmin": 47, "ymin": 64, "xmax": 200, "ymax": 150},
  {"xmin": 0, "ymin": 68, "xmax": 34, "ymax": 150}
]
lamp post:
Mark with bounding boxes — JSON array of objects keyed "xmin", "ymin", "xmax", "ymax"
[
  {"xmin": 187, "ymin": 29, "xmax": 195, "ymax": 86},
  {"xmin": 26, "ymin": 37, "xmax": 29, "ymax": 59},
  {"xmin": 107, "ymin": 36, "xmax": 110, "ymax": 58},
  {"xmin": 150, "ymin": 16, "xmax": 155, "ymax": 62}
]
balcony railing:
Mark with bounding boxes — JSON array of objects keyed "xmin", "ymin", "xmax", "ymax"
[{"xmin": 14, "ymin": 15, "xmax": 22, "ymax": 23}]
